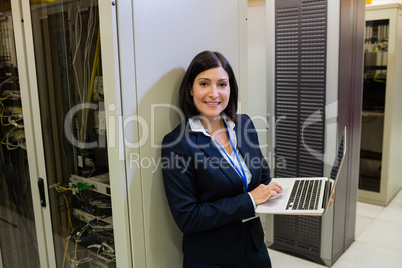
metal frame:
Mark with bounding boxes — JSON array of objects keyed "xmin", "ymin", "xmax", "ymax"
[
  {"xmin": 10, "ymin": 0, "xmax": 52, "ymax": 266},
  {"xmin": 98, "ymin": 1, "xmax": 134, "ymax": 266},
  {"xmin": 358, "ymin": 4, "xmax": 402, "ymax": 206},
  {"xmin": 9, "ymin": 0, "xmax": 134, "ymax": 267}
]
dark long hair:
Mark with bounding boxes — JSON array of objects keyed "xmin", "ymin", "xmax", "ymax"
[{"xmin": 179, "ymin": 51, "xmax": 238, "ymax": 121}]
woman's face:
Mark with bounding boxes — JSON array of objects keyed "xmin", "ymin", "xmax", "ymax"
[{"xmin": 190, "ymin": 67, "xmax": 230, "ymax": 121}]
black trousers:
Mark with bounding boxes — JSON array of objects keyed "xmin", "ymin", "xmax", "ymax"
[{"xmin": 183, "ymin": 230, "xmax": 272, "ymax": 268}]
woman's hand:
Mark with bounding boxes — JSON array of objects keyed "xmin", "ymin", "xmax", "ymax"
[
  {"xmin": 249, "ymin": 182, "xmax": 283, "ymax": 205},
  {"xmin": 329, "ymin": 190, "xmax": 335, "ymax": 207}
]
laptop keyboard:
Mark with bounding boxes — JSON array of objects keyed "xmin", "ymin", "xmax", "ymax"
[{"xmin": 286, "ymin": 180, "xmax": 322, "ymax": 210}]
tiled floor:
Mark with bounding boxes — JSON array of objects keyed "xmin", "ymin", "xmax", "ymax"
[
  {"xmin": 0, "ymin": 206, "xmax": 40, "ymax": 267},
  {"xmin": 2, "ymin": 191, "xmax": 401, "ymax": 267},
  {"xmin": 269, "ymin": 190, "xmax": 402, "ymax": 267}
]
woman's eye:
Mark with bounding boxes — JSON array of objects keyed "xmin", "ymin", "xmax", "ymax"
[
  {"xmin": 199, "ymin": 82, "xmax": 208, "ymax": 87},
  {"xmin": 219, "ymin": 83, "xmax": 227, "ymax": 88}
]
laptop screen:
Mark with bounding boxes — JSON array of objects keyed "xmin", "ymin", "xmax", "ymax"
[
  {"xmin": 330, "ymin": 128, "xmax": 346, "ymax": 181},
  {"xmin": 323, "ymin": 127, "xmax": 347, "ymax": 210}
]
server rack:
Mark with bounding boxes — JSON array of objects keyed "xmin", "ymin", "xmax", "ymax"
[
  {"xmin": 264, "ymin": 0, "xmax": 364, "ymax": 266},
  {"xmin": 358, "ymin": 4, "xmax": 402, "ymax": 206}
]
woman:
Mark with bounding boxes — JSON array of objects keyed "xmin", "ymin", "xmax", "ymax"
[{"xmin": 161, "ymin": 51, "xmax": 283, "ymax": 267}]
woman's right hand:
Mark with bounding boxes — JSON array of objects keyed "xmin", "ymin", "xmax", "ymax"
[{"xmin": 249, "ymin": 182, "xmax": 283, "ymax": 205}]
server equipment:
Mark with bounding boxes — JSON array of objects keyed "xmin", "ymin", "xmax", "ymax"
[{"xmin": 264, "ymin": 0, "xmax": 364, "ymax": 266}]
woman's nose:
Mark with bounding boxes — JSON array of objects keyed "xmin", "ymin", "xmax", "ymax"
[{"xmin": 209, "ymin": 85, "xmax": 219, "ymax": 98}]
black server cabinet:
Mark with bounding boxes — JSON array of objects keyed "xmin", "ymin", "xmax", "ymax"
[{"xmin": 266, "ymin": 0, "xmax": 364, "ymax": 266}]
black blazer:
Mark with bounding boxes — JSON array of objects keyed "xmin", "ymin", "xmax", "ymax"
[{"xmin": 162, "ymin": 114, "xmax": 272, "ymax": 266}]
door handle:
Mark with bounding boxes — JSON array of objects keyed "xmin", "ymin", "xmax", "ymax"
[{"xmin": 38, "ymin": 178, "xmax": 46, "ymax": 207}]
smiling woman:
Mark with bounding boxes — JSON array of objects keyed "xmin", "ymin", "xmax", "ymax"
[{"xmin": 161, "ymin": 51, "xmax": 283, "ymax": 268}]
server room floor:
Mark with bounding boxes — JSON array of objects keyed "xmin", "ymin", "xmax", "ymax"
[
  {"xmin": 269, "ymin": 189, "xmax": 402, "ymax": 268},
  {"xmin": 1, "ymin": 190, "xmax": 401, "ymax": 267}
]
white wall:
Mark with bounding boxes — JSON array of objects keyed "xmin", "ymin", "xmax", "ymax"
[
  {"xmin": 247, "ymin": 0, "xmax": 271, "ymax": 229},
  {"xmin": 247, "ymin": 3, "xmax": 270, "ymax": 160}
]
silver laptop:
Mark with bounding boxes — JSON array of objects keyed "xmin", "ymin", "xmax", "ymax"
[{"xmin": 255, "ymin": 127, "xmax": 346, "ymax": 216}]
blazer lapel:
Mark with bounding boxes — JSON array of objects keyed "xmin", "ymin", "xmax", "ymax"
[
  {"xmin": 234, "ymin": 119, "xmax": 260, "ymax": 191},
  {"xmin": 194, "ymin": 132, "xmax": 245, "ymax": 193}
]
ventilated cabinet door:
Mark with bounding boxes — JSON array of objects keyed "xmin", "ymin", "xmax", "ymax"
[
  {"xmin": 0, "ymin": 1, "xmax": 41, "ymax": 267},
  {"xmin": 358, "ymin": 4, "xmax": 402, "ymax": 206},
  {"xmin": 359, "ymin": 19, "xmax": 388, "ymax": 193},
  {"xmin": 25, "ymin": 0, "xmax": 119, "ymax": 266}
]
